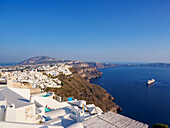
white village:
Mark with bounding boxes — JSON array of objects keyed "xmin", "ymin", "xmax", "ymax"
[{"xmin": 0, "ymin": 63, "xmax": 149, "ymax": 128}]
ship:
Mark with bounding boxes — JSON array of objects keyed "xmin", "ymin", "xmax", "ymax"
[{"xmin": 147, "ymin": 79, "xmax": 155, "ymax": 85}]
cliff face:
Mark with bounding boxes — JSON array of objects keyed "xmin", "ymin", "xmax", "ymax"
[
  {"xmin": 53, "ymin": 74, "xmax": 120, "ymax": 112},
  {"xmin": 73, "ymin": 66, "xmax": 103, "ymax": 80},
  {"xmin": 18, "ymin": 56, "xmax": 121, "ymax": 112},
  {"xmin": 72, "ymin": 61, "xmax": 117, "ymax": 69},
  {"xmin": 88, "ymin": 62, "xmax": 116, "ymax": 69},
  {"xmin": 18, "ymin": 56, "xmax": 119, "ymax": 69}
]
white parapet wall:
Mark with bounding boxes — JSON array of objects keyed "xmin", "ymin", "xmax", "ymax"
[
  {"xmin": 4, "ymin": 104, "xmax": 16, "ymax": 122},
  {"xmin": 4, "ymin": 104, "xmax": 36, "ymax": 123},
  {"xmin": 31, "ymin": 96, "xmax": 71, "ymax": 110},
  {"xmin": 0, "ymin": 106, "xmax": 5, "ymax": 121},
  {"xmin": 9, "ymin": 87, "xmax": 30, "ymax": 100},
  {"xmin": 15, "ymin": 104, "xmax": 36, "ymax": 123},
  {"xmin": 0, "ymin": 121, "xmax": 64, "ymax": 128}
]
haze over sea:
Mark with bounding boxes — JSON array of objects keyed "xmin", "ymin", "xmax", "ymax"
[
  {"xmin": 0, "ymin": 63, "xmax": 18, "ymax": 66},
  {"xmin": 90, "ymin": 66, "xmax": 170, "ymax": 127}
]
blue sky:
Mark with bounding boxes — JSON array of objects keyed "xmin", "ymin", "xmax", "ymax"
[{"xmin": 0, "ymin": 0, "xmax": 170, "ymax": 63}]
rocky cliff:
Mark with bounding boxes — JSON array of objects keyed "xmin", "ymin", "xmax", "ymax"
[
  {"xmin": 19, "ymin": 56, "xmax": 121, "ymax": 112},
  {"xmin": 52, "ymin": 73, "xmax": 121, "ymax": 112},
  {"xmin": 73, "ymin": 66, "xmax": 103, "ymax": 80},
  {"xmin": 19, "ymin": 56, "xmax": 118, "ymax": 69}
]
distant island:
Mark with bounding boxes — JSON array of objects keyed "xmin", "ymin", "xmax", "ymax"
[{"xmin": 11, "ymin": 56, "xmax": 170, "ymax": 69}]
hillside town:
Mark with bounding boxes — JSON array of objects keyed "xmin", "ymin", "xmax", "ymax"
[
  {"xmin": 0, "ymin": 62, "xmax": 149, "ymax": 128},
  {"xmin": 0, "ymin": 63, "xmax": 72, "ymax": 89}
]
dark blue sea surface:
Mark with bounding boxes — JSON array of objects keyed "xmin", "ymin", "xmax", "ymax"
[
  {"xmin": 90, "ymin": 66, "xmax": 170, "ymax": 127},
  {"xmin": 0, "ymin": 63, "xmax": 18, "ymax": 66}
]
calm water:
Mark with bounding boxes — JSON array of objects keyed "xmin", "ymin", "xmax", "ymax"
[
  {"xmin": 90, "ymin": 66, "xmax": 170, "ymax": 127},
  {"xmin": 0, "ymin": 63, "xmax": 18, "ymax": 66}
]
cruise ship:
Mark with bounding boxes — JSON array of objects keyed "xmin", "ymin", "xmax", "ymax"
[{"xmin": 147, "ymin": 79, "xmax": 155, "ymax": 85}]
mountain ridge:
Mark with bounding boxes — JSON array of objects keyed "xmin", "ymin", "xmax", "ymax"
[
  {"xmin": 18, "ymin": 56, "xmax": 119, "ymax": 69},
  {"xmin": 18, "ymin": 56, "xmax": 170, "ymax": 69},
  {"xmin": 18, "ymin": 56, "xmax": 121, "ymax": 112},
  {"xmin": 19, "ymin": 56, "xmax": 64, "ymax": 65}
]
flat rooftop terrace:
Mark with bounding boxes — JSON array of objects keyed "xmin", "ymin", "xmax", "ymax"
[{"xmin": 0, "ymin": 87, "xmax": 33, "ymax": 108}]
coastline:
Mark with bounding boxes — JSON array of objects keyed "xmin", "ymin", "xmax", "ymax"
[
  {"xmin": 53, "ymin": 67, "xmax": 121, "ymax": 113},
  {"xmin": 71, "ymin": 64, "xmax": 122, "ymax": 112},
  {"xmin": 90, "ymin": 66, "xmax": 170, "ymax": 127},
  {"xmin": 87, "ymin": 69, "xmax": 122, "ymax": 112}
]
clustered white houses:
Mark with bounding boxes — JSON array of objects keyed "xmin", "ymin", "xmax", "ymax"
[
  {"xmin": 0, "ymin": 63, "xmax": 104, "ymax": 128},
  {"xmin": 37, "ymin": 64, "xmax": 72, "ymax": 76},
  {"xmin": 0, "ymin": 64, "xmax": 149, "ymax": 128},
  {"xmin": 0, "ymin": 64, "xmax": 72, "ymax": 89},
  {"xmin": 0, "ymin": 86, "xmax": 104, "ymax": 128},
  {"xmin": 0, "ymin": 86, "xmax": 149, "ymax": 128}
]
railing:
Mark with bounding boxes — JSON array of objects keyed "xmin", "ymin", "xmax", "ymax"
[{"xmin": 53, "ymin": 95, "xmax": 74, "ymax": 102}]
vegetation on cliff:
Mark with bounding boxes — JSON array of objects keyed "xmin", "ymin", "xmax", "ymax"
[
  {"xmin": 153, "ymin": 123, "xmax": 169, "ymax": 128},
  {"xmin": 19, "ymin": 56, "xmax": 121, "ymax": 112},
  {"xmin": 47, "ymin": 70, "xmax": 120, "ymax": 112}
]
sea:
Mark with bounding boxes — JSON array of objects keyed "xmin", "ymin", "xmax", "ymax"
[
  {"xmin": 0, "ymin": 63, "xmax": 18, "ymax": 66},
  {"xmin": 90, "ymin": 66, "xmax": 170, "ymax": 127}
]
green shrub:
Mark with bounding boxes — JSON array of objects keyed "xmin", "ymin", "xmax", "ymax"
[
  {"xmin": 153, "ymin": 123, "xmax": 169, "ymax": 128},
  {"xmin": 61, "ymin": 82, "xmax": 63, "ymax": 86},
  {"xmin": 45, "ymin": 87, "xmax": 50, "ymax": 92}
]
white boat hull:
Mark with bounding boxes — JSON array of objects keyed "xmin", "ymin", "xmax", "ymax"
[{"xmin": 147, "ymin": 79, "xmax": 155, "ymax": 85}]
